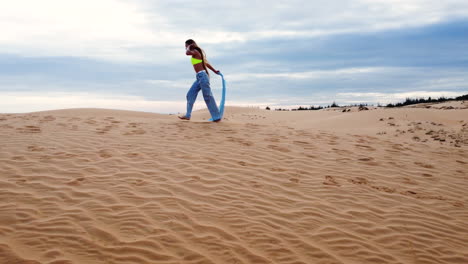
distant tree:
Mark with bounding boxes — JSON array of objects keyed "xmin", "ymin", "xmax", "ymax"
[
  {"xmin": 289, "ymin": 105, "xmax": 325, "ymax": 111},
  {"xmin": 385, "ymin": 94, "xmax": 467, "ymax": 107}
]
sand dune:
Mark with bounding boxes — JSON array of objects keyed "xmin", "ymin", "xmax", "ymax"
[{"xmin": 1, "ymin": 103, "xmax": 467, "ymax": 264}]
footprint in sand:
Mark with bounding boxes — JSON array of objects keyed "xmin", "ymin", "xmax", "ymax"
[
  {"xmin": 267, "ymin": 144, "xmax": 290, "ymax": 153},
  {"xmin": 350, "ymin": 177, "xmax": 397, "ymax": 194},
  {"xmin": 40, "ymin": 155, "xmax": 55, "ymax": 161},
  {"xmin": 123, "ymin": 129, "xmax": 146, "ymax": 135},
  {"xmin": 323, "ymin": 176, "xmax": 340, "ymax": 186},
  {"xmin": 12, "ymin": 156, "xmax": 26, "ymax": 161},
  {"xmin": 67, "ymin": 177, "xmax": 85, "ymax": 186},
  {"xmin": 264, "ymin": 137, "xmax": 280, "ymax": 143},
  {"xmin": 17, "ymin": 126, "xmax": 41, "ymax": 133},
  {"xmin": 371, "ymin": 185, "xmax": 396, "ymax": 193},
  {"xmin": 238, "ymin": 161, "xmax": 247, "ymax": 166},
  {"xmin": 289, "ymin": 178, "xmax": 300, "ymax": 183},
  {"xmin": 27, "ymin": 145, "xmax": 45, "ymax": 152},
  {"xmin": 85, "ymin": 119, "xmax": 97, "ymax": 125},
  {"xmin": 293, "ymin": 140, "xmax": 310, "ymax": 145},
  {"xmin": 40, "ymin": 116, "xmax": 56, "ymax": 122},
  {"xmin": 133, "ymin": 179, "xmax": 145, "ymax": 186},
  {"xmin": 414, "ymin": 162, "xmax": 434, "ymax": 169},
  {"xmin": 402, "ymin": 178, "xmax": 418, "ymax": 185},
  {"xmin": 98, "ymin": 150, "xmax": 113, "ymax": 158},
  {"xmin": 354, "ymin": 144, "xmax": 376, "ymax": 151},
  {"xmin": 16, "ymin": 179, "xmax": 27, "ymax": 184},
  {"xmin": 96, "ymin": 125, "xmax": 115, "ymax": 134},
  {"xmin": 126, "ymin": 122, "xmax": 140, "ymax": 128},
  {"xmin": 349, "ymin": 177, "xmax": 369, "ymax": 185},
  {"xmin": 227, "ymin": 137, "xmax": 254, "ymax": 146},
  {"xmin": 271, "ymin": 167, "xmax": 287, "ymax": 172},
  {"xmin": 249, "ymin": 181, "xmax": 262, "ymax": 188},
  {"xmin": 357, "ymin": 157, "xmax": 379, "ymax": 166}
]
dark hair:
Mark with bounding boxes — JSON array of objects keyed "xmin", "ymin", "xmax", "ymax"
[{"xmin": 185, "ymin": 39, "xmax": 209, "ymax": 76}]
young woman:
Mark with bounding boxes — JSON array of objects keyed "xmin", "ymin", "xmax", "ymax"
[{"xmin": 179, "ymin": 39, "xmax": 221, "ymax": 122}]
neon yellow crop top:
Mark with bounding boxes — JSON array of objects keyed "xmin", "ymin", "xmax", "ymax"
[{"xmin": 191, "ymin": 57, "xmax": 203, "ymax": 65}]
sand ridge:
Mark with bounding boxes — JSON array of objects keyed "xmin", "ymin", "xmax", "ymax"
[{"xmin": 1, "ymin": 104, "xmax": 467, "ymax": 264}]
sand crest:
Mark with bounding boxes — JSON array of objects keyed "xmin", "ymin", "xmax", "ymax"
[{"xmin": 1, "ymin": 103, "xmax": 467, "ymax": 264}]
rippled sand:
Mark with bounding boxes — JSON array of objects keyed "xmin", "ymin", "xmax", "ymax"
[{"xmin": 1, "ymin": 103, "xmax": 467, "ymax": 264}]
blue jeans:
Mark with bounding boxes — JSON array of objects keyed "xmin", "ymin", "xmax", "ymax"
[{"xmin": 185, "ymin": 71, "xmax": 220, "ymax": 120}]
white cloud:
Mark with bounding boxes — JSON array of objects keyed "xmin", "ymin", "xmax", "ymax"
[
  {"xmin": 145, "ymin": 79, "xmax": 192, "ymax": 89},
  {"xmin": 0, "ymin": 0, "xmax": 163, "ymax": 61},
  {"xmin": 155, "ymin": 0, "xmax": 468, "ymax": 41},
  {"xmin": 2, "ymin": 0, "xmax": 468, "ymax": 62},
  {"xmin": 417, "ymin": 77, "xmax": 468, "ymax": 90},
  {"xmin": 228, "ymin": 67, "xmax": 385, "ymax": 81}
]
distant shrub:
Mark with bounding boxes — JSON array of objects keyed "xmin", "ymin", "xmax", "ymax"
[
  {"xmin": 290, "ymin": 106, "xmax": 324, "ymax": 111},
  {"xmin": 385, "ymin": 94, "xmax": 467, "ymax": 108}
]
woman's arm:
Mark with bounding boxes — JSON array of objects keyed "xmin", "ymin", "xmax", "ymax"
[{"xmin": 206, "ymin": 63, "xmax": 220, "ymax": 74}]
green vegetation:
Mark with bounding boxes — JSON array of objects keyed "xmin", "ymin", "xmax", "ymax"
[
  {"xmin": 385, "ymin": 94, "xmax": 468, "ymax": 108},
  {"xmin": 265, "ymin": 94, "xmax": 467, "ymax": 111}
]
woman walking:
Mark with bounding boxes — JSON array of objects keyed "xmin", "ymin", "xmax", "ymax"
[{"xmin": 179, "ymin": 39, "xmax": 221, "ymax": 122}]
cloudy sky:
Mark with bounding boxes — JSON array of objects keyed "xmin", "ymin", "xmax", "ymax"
[{"xmin": 1, "ymin": 0, "xmax": 468, "ymax": 113}]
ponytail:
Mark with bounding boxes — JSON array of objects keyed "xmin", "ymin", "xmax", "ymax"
[{"xmin": 193, "ymin": 47, "xmax": 209, "ymax": 77}]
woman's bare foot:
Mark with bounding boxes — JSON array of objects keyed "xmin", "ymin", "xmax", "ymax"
[{"xmin": 178, "ymin": 116, "xmax": 190, "ymax": 120}]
